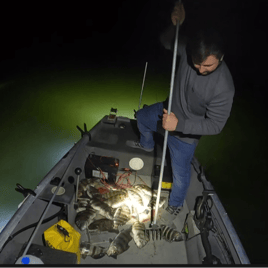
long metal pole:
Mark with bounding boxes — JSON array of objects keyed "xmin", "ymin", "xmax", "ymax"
[
  {"xmin": 153, "ymin": 9, "xmax": 181, "ymax": 226},
  {"xmin": 138, "ymin": 62, "xmax": 148, "ymax": 111}
]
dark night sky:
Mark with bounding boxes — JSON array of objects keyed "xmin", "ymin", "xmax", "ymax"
[{"xmin": 0, "ymin": 0, "xmax": 267, "ymax": 98}]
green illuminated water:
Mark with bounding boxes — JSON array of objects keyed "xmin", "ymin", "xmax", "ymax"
[
  {"xmin": 0, "ymin": 64, "xmax": 170, "ymax": 231},
  {"xmin": 0, "ymin": 62, "xmax": 267, "ymax": 263}
]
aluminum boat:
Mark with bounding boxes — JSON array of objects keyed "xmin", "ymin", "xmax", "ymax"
[{"xmin": 0, "ymin": 108, "xmax": 250, "ymax": 265}]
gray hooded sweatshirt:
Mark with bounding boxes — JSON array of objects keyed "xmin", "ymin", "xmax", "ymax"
[{"xmin": 160, "ymin": 24, "xmax": 235, "ymax": 145}]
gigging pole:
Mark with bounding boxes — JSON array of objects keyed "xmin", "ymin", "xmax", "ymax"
[{"xmin": 152, "ymin": 0, "xmax": 181, "ymax": 227}]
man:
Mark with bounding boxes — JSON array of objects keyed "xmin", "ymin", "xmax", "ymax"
[{"xmin": 128, "ymin": 1, "xmax": 235, "ymax": 227}]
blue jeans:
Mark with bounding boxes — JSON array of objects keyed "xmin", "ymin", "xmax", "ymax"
[{"xmin": 136, "ymin": 102, "xmax": 197, "ymax": 207}]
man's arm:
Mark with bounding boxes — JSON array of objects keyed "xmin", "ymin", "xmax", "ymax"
[{"xmin": 175, "ymin": 90, "xmax": 235, "ymax": 135}]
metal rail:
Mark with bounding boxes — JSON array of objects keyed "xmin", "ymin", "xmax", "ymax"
[
  {"xmin": 211, "ymin": 194, "xmax": 250, "ymax": 264},
  {"xmin": 0, "ymin": 134, "xmax": 89, "ymax": 253}
]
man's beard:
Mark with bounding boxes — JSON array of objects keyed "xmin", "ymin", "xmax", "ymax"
[
  {"xmin": 196, "ymin": 61, "xmax": 223, "ymax": 76},
  {"xmin": 198, "ymin": 70, "xmax": 210, "ymax": 76}
]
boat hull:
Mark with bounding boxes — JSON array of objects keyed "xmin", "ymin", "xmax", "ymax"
[{"xmin": 0, "ymin": 114, "xmax": 250, "ymax": 265}]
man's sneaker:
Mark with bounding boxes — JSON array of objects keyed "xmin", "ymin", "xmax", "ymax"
[
  {"xmin": 126, "ymin": 140, "xmax": 154, "ymax": 152},
  {"xmin": 158, "ymin": 205, "xmax": 182, "ymax": 227}
]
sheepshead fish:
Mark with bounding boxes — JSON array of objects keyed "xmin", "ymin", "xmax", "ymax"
[
  {"xmin": 87, "ymin": 177, "xmax": 106, "ymax": 189},
  {"xmin": 80, "ymin": 242, "xmax": 107, "ymax": 259},
  {"xmin": 131, "ymin": 186, "xmax": 152, "ymax": 209},
  {"xmin": 103, "ymin": 190, "xmax": 128, "ymax": 208},
  {"xmin": 127, "ymin": 189, "xmax": 143, "ymax": 206},
  {"xmin": 76, "ymin": 207, "xmax": 87, "ymax": 213},
  {"xmin": 76, "ymin": 198, "xmax": 90, "ymax": 213},
  {"xmin": 78, "ymin": 179, "xmax": 99, "ymax": 199},
  {"xmin": 75, "ymin": 208, "xmax": 97, "ymax": 231},
  {"xmin": 90, "ymin": 198, "xmax": 116, "ymax": 220},
  {"xmin": 135, "ymin": 191, "xmax": 152, "ymax": 209},
  {"xmin": 113, "ymin": 205, "xmax": 131, "ymax": 229},
  {"xmin": 131, "ymin": 220, "xmax": 149, "ymax": 249},
  {"xmin": 106, "ymin": 228, "xmax": 132, "ymax": 259},
  {"xmin": 78, "ymin": 178, "xmax": 91, "ymax": 192},
  {"xmin": 79, "ymin": 177, "xmax": 104, "ymax": 191},
  {"xmin": 86, "ymin": 186, "xmax": 102, "ymax": 199},
  {"xmin": 106, "ymin": 197, "xmax": 128, "ymax": 209},
  {"xmin": 149, "ymin": 196, "xmax": 167, "ymax": 209},
  {"xmin": 102, "ymin": 189, "xmax": 127, "ymax": 200},
  {"xmin": 127, "ymin": 188, "xmax": 145, "ymax": 214},
  {"xmin": 88, "ymin": 219, "xmax": 119, "ymax": 234},
  {"xmin": 78, "ymin": 191, "xmax": 90, "ymax": 199},
  {"xmin": 77, "ymin": 198, "xmax": 90, "ymax": 207},
  {"xmin": 161, "ymin": 225, "xmax": 184, "ymax": 242},
  {"xmin": 133, "ymin": 184, "xmax": 157, "ymax": 198}
]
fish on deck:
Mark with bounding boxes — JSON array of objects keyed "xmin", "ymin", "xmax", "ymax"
[
  {"xmin": 88, "ymin": 219, "xmax": 119, "ymax": 234},
  {"xmin": 161, "ymin": 225, "xmax": 184, "ymax": 242},
  {"xmin": 113, "ymin": 205, "xmax": 131, "ymax": 229},
  {"xmin": 131, "ymin": 220, "xmax": 149, "ymax": 249},
  {"xmin": 126, "ymin": 188, "xmax": 145, "ymax": 214},
  {"xmin": 106, "ymin": 228, "xmax": 133, "ymax": 259},
  {"xmin": 90, "ymin": 198, "xmax": 116, "ymax": 220},
  {"xmin": 133, "ymin": 184, "xmax": 157, "ymax": 198},
  {"xmin": 149, "ymin": 196, "xmax": 167, "ymax": 210},
  {"xmin": 86, "ymin": 186, "xmax": 102, "ymax": 199},
  {"xmin": 102, "ymin": 190, "xmax": 129, "ymax": 208},
  {"xmin": 80, "ymin": 242, "xmax": 107, "ymax": 259},
  {"xmin": 75, "ymin": 207, "xmax": 97, "ymax": 231}
]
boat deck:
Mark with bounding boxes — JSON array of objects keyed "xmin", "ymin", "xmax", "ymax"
[
  {"xmin": 76, "ymin": 174, "xmax": 190, "ymax": 265},
  {"xmin": 0, "ymin": 113, "xmax": 248, "ymax": 265}
]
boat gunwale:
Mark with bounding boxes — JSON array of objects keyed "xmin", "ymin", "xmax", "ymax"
[{"xmin": 0, "ymin": 134, "xmax": 90, "ymax": 252}]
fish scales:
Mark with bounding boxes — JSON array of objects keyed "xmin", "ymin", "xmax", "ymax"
[
  {"xmin": 80, "ymin": 242, "xmax": 106, "ymax": 259},
  {"xmin": 127, "ymin": 188, "xmax": 145, "ymax": 214},
  {"xmin": 139, "ymin": 193, "xmax": 152, "ymax": 209},
  {"xmin": 78, "ymin": 190, "xmax": 84, "ymax": 198},
  {"xmin": 77, "ymin": 199, "xmax": 90, "ymax": 207},
  {"xmin": 76, "ymin": 207, "xmax": 87, "ymax": 213},
  {"xmin": 102, "ymin": 189, "xmax": 127, "ymax": 200},
  {"xmin": 149, "ymin": 196, "xmax": 166, "ymax": 209},
  {"xmin": 103, "ymin": 191, "xmax": 128, "ymax": 208},
  {"xmin": 88, "ymin": 219, "xmax": 119, "ymax": 233},
  {"xmin": 78, "ymin": 179, "xmax": 90, "ymax": 192},
  {"xmin": 78, "ymin": 191, "xmax": 89, "ymax": 199},
  {"xmin": 132, "ymin": 186, "xmax": 153, "ymax": 209},
  {"xmin": 134, "ymin": 184, "xmax": 157, "ymax": 197},
  {"xmin": 86, "ymin": 186, "xmax": 102, "ymax": 199},
  {"xmin": 90, "ymin": 198, "xmax": 115, "ymax": 220},
  {"xmin": 128, "ymin": 188, "xmax": 148, "ymax": 213},
  {"xmin": 161, "ymin": 225, "xmax": 183, "ymax": 242},
  {"xmin": 127, "ymin": 188, "xmax": 143, "ymax": 206},
  {"xmin": 79, "ymin": 177, "xmax": 104, "ymax": 190},
  {"xmin": 87, "ymin": 177, "xmax": 105, "ymax": 189},
  {"xmin": 108, "ymin": 198, "xmax": 128, "ymax": 208},
  {"xmin": 75, "ymin": 208, "xmax": 97, "ymax": 231},
  {"xmin": 113, "ymin": 206, "xmax": 131, "ymax": 228},
  {"xmin": 131, "ymin": 220, "xmax": 149, "ymax": 249},
  {"xmin": 106, "ymin": 228, "xmax": 133, "ymax": 258},
  {"xmin": 78, "ymin": 179, "xmax": 103, "ymax": 200}
]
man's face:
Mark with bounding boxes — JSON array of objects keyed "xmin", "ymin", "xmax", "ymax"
[{"xmin": 192, "ymin": 55, "xmax": 220, "ymax": 76}]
